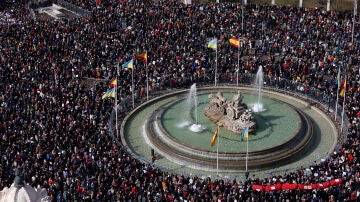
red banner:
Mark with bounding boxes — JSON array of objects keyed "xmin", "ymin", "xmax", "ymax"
[
  {"xmin": 252, "ymin": 178, "xmax": 343, "ymax": 192},
  {"xmin": 252, "ymin": 185, "xmax": 264, "ymax": 192},
  {"xmin": 317, "ymin": 181, "xmax": 330, "ymax": 189},
  {"xmin": 298, "ymin": 184, "xmax": 317, "ymax": 190},
  {"xmin": 330, "ymin": 178, "xmax": 342, "ymax": 186}
]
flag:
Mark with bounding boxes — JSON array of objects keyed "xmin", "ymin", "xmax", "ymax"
[
  {"xmin": 207, "ymin": 38, "xmax": 217, "ymax": 50},
  {"xmin": 122, "ymin": 59, "xmax": 133, "ymax": 69},
  {"xmin": 136, "ymin": 52, "xmax": 147, "ymax": 61},
  {"xmin": 102, "ymin": 88, "xmax": 115, "ymax": 99},
  {"xmin": 240, "ymin": 127, "xmax": 248, "ymax": 142},
  {"xmin": 340, "ymin": 78, "xmax": 346, "ymax": 97},
  {"xmin": 243, "ymin": 127, "xmax": 249, "ymax": 140},
  {"xmin": 336, "ymin": 69, "xmax": 341, "ymax": 90},
  {"xmin": 229, "ymin": 38, "xmax": 240, "ymax": 48},
  {"xmin": 161, "ymin": 181, "xmax": 167, "ymax": 191},
  {"xmin": 110, "ymin": 78, "xmax": 117, "ymax": 87},
  {"xmin": 210, "ymin": 127, "xmax": 219, "ymax": 146}
]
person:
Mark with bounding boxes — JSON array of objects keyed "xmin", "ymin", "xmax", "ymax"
[{"xmin": 0, "ymin": 0, "xmax": 359, "ymax": 201}]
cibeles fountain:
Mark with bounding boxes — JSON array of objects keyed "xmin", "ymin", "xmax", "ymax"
[
  {"xmin": 120, "ymin": 66, "xmax": 338, "ymax": 176},
  {"xmin": 204, "ymin": 91, "xmax": 256, "ymax": 133},
  {"xmin": 202, "ymin": 66, "xmax": 263, "ymax": 134}
]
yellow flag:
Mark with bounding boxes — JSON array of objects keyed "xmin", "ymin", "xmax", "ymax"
[
  {"xmin": 210, "ymin": 127, "xmax": 219, "ymax": 146},
  {"xmin": 207, "ymin": 38, "xmax": 217, "ymax": 50}
]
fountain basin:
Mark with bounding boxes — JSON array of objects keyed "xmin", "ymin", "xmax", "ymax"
[
  {"xmin": 121, "ymin": 86, "xmax": 338, "ymax": 175},
  {"xmin": 161, "ymin": 91, "xmax": 301, "ymax": 151},
  {"xmin": 145, "ymin": 93, "xmax": 312, "ymax": 171}
]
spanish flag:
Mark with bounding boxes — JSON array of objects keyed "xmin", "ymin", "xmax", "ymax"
[
  {"xmin": 229, "ymin": 38, "xmax": 240, "ymax": 48},
  {"xmin": 207, "ymin": 38, "xmax": 217, "ymax": 50},
  {"xmin": 210, "ymin": 127, "xmax": 219, "ymax": 146},
  {"xmin": 136, "ymin": 52, "xmax": 147, "ymax": 61},
  {"xmin": 340, "ymin": 78, "xmax": 346, "ymax": 97},
  {"xmin": 110, "ymin": 78, "xmax": 117, "ymax": 87}
]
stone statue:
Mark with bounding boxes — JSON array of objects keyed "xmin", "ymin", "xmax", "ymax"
[{"xmin": 204, "ymin": 92, "xmax": 256, "ymax": 134}]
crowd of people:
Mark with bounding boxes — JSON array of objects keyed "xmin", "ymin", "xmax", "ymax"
[{"xmin": 0, "ymin": 0, "xmax": 359, "ymax": 201}]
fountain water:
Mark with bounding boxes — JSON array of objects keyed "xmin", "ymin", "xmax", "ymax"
[
  {"xmin": 252, "ymin": 66, "xmax": 265, "ymax": 112},
  {"xmin": 177, "ymin": 83, "xmax": 206, "ymax": 132},
  {"xmin": 188, "ymin": 83, "xmax": 199, "ymax": 124}
]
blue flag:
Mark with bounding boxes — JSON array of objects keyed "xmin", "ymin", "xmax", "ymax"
[{"xmin": 240, "ymin": 127, "xmax": 249, "ymax": 142}]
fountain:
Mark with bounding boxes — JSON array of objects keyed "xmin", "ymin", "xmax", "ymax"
[
  {"xmin": 122, "ymin": 86, "xmax": 337, "ymax": 174},
  {"xmin": 252, "ymin": 65, "xmax": 265, "ymax": 112},
  {"xmin": 177, "ymin": 83, "xmax": 206, "ymax": 132}
]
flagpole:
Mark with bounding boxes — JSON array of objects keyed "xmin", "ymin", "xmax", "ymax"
[
  {"xmin": 237, "ymin": 42, "xmax": 240, "ymax": 86},
  {"xmin": 114, "ymin": 78, "xmax": 119, "ymax": 138},
  {"xmin": 335, "ymin": 86, "xmax": 340, "ymax": 120},
  {"xmin": 340, "ymin": 75, "xmax": 346, "ymax": 132},
  {"xmin": 241, "ymin": 0, "xmax": 244, "ymax": 31},
  {"xmin": 216, "ymin": 125, "xmax": 219, "ymax": 175},
  {"xmin": 132, "ymin": 64, "xmax": 135, "ymax": 109},
  {"xmin": 115, "ymin": 66, "xmax": 119, "ymax": 139},
  {"xmin": 334, "ymin": 67, "xmax": 340, "ymax": 120},
  {"xmin": 246, "ymin": 130, "xmax": 248, "ymax": 173},
  {"xmin": 146, "ymin": 51, "xmax": 149, "ymax": 101},
  {"xmin": 352, "ymin": 0, "xmax": 357, "ymax": 44},
  {"xmin": 215, "ymin": 45, "xmax": 218, "ymax": 86}
]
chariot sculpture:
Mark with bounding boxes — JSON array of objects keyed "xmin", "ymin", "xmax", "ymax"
[{"xmin": 204, "ymin": 91, "xmax": 256, "ymax": 133}]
